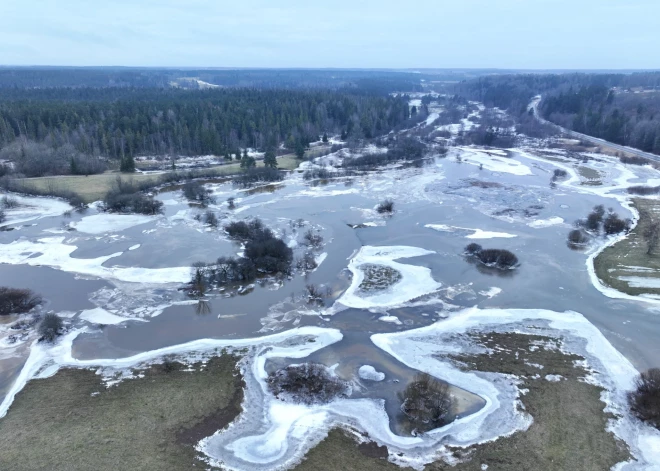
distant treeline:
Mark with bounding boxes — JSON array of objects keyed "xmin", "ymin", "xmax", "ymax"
[
  {"xmin": 0, "ymin": 88, "xmax": 412, "ymax": 166},
  {"xmin": 0, "ymin": 68, "xmax": 427, "ymax": 91},
  {"xmin": 450, "ymin": 72, "xmax": 660, "ymax": 154}
]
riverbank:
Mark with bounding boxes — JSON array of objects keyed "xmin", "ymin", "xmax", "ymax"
[
  {"xmin": 11, "ymin": 154, "xmax": 300, "ymax": 204},
  {"xmin": 594, "ymin": 197, "xmax": 660, "ymax": 297},
  {"xmin": 296, "ymin": 332, "xmax": 629, "ymax": 471},
  {"xmin": 0, "ymin": 355, "xmax": 242, "ymax": 471}
]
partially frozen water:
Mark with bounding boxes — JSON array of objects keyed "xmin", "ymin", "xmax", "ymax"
[{"xmin": 2, "ymin": 144, "xmax": 660, "ymax": 468}]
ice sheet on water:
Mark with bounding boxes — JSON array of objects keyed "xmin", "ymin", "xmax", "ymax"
[
  {"xmin": 333, "ymin": 246, "xmax": 441, "ymax": 311},
  {"xmin": 0, "ymin": 237, "xmax": 191, "ymax": 284},
  {"xmin": 71, "ymin": 213, "xmax": 156, "ymax": 234},
  {"xmin": 0, "ymin": 194, "xmax": 71, "ymax": 227}
]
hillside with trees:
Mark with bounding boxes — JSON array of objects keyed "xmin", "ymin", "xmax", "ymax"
[{"xmin": 449, "ymin": 72, "xmax": 660, "ymax": 155}]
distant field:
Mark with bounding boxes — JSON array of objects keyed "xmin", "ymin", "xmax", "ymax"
[
  {"xmin": 16, "ymin": 154, "xmax": 301, "ymax": 204},
  {"xmin": 594, "ymin": 198, "xmax": 660, "ymax": 296}
]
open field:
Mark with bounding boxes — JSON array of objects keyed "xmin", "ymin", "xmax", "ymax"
[
  {"xmin": 295, "ymin": 332, "xmax": 628, "ymax": 471},
  {"xmin": 594, "ymin": 198, "xmax": 660, "ymax": 296},
  {"xmin": 0, "ymin": 356, "xmax": 241, "ymax": 471},
  {"xmin": 14, "ymin": 154, "xmax": 301, "ymax": 204}
]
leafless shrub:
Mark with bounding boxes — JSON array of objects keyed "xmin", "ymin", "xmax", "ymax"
[
  {"xmin": 296, "ymin": 251, "xmax": 318, "ymax": 271},
  {"xmin": 305, "ymin": 284, "xmax": 330, "ymax": 305},
  {"xmin": 38, "ymin": 313, "xmax": 63, "ymax": 342},
  {"xmin": 376, "ymin": 199, "xmax": 394, "ymax": 214},
  {"xmin": 629, "ymin": 368, "xmax": 660, "ymax": 429},
  {"xmin": 267, "ymin": 363, "xmax": 350, "ymax": 405},
  {"xmin": 399, "ymin": 373, "xmax": 452, "ymax": 434},
  {"xmin": 0, "ymin": 287, "xmax": 42, "ymax": 315},
  {"xmin": 303, "ymin": 229, "xmax": 323, "ymax": 248}
]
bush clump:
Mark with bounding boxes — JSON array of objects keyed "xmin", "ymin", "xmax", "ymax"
[
  {"xmin": 603, "ymin": 212, "xmax": 630, "ymax": 235},
  {"xmin": 465, "ymin": 243, "xmax": 483, "ymax": 255},
  {"xmin": 183, "ymin": 181, "xmax": 216, "ymax": 207},
  {"xmin": 38, "ymin": 313, "xmax": 63, "ymax": 342},
  {"xmin": 203, "ymin": 210, "xmax": 218, "ymax": 228},
  {"xmin": 0, "ymin": 287, "xmax": 42, "ymax": 315},
  {"xmin": 465, "ymin": 244, "xmax": 519, "ymax": 269},
  {"xmin": 303, "ymin": 167, "xmax": 332, "ymax": 181},
  {"xmin": 620, "ymin": 155, "xmax": 651, "ymax": 166},
  {"xmin": 627, "ymin": 185, "xmax": 660, "ymax": 196},
  {"xmin": 399, "ymin": 373, "xmax": 452, "ymax": 434},
  {"xmin": 233, "ymin": 168, "xmax": 284, "ymax": 188},
  {"xmin": 376, "ymin": 199, "xmax": 394, "ymax": 214},
  {"xmin": 267, "ymin": 363, "xmax": 350, "ymax": 405},
  {"xmin": 189, "ymin": 218, "xmax": 293, "ymax": 294},
  {"xmin": 102, "ymin": 178, "xmax": 163, "ymax": 215},
  {"xmin": 224, "ymin": 218, "xmax": 272, "ymax": 241},
  {"xmin": 303, "ymin": 229, "xmax": 323, "ymax": 248},
  {"xmin": 629, "ymin": 368, "xmax": 660, "ymax": 429},
  {"xmin": 567, "ymin": 229, "xmax": 590, "ymax": 245}
]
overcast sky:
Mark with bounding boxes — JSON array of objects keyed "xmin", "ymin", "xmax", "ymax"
[{"xmin": 1, "ymin": 0, "xmax": 658, "ymax": 69}]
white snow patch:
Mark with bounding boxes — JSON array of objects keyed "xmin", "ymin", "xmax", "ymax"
[
  {"xmin": 544, "ymin": 374, "xmax": 563, "ymax": 382},
  {"xmin": 618, "ymin": 276, "xmax": 660, "ymax": 289},
  {"xmin": 358, "ymin": 365, "xmax": 385, "ymax": 382},
  {"xmin": 128, "ymin": 244, "xmax": 140, "ymax": 251},
  {"xmin": 527, "ymin": 217, "xmax": 564, "ymax": 228},
  {"xmin": 79, "ymin": 308, "xmax": 141, "ymax": 325}
]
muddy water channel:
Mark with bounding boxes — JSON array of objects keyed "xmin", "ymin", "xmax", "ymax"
[{"xmin": 2, "ymin": 148, "xmax": 660, "ymax": 433}]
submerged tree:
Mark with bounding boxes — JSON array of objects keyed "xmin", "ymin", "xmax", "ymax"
[{"xmin": 399, "ymin": 373, "xmax": 452, "ymax": 434}]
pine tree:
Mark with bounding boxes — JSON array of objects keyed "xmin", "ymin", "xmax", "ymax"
[
  {"xmin": 240, "ymin": 156, "xmax": 256, "ymax": 169},
  {"xmin": 70, "ymin": 157, "xmax": 78, "ymax": 175},
  {"xmin": 322, "ymin": 133, "xmax": 328, "ymax": 143},
  {"xmin": 120, "ymin": 154, "xmax": 135, "ymax": 173},
  {"xmin": 295, "ymin": 142, "xmax": 305, "ymax": 160},
  {"xmin": 264, "ymin": 148, "xmax": 277, "ymax": 168}
]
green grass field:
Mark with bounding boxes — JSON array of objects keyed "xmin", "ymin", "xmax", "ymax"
[{"xmin": 15, "ymin": 154, "xmax": 301, "ymax": 203}]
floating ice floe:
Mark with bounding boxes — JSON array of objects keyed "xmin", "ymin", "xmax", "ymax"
[
  {"xmin": 425, "ymin": 224, "xmax": 517, "ymax": 239},
  {"xmin": 527, "ymin": 217, "xmax": 564, "ymax": 228},
  {"xmin": 333, "ymin": 246, "xmax": 441, "ymax": 311},
  {"xmin": 71, "ymin": 214, "xmax": 157, "ymax": 234},
  {"xmin": 478, "ymin": 287, "xmax": 502, "ymax": 299},
  {"xmin": 378, "ymin": 315, "xmax": 402, "ymax": 325},
  {"xmin": 78, "ymin": 307, "xmax": 144, "ymax": 325},
  {"xmin": 358, "ymin": 365, "xmax": 385, "ymax": 382}
]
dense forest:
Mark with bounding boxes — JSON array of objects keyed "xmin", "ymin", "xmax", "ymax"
[
  {"xmin": 0, "ymin": 67, "xmax": 427, "ymax": 91},
  {"xmin": 450, "ymin": 72, "xmax": 660, "ymax": 154},
  {"xmin": 0, "ymin": 87, "xmax": 411, "ymax": 176}
]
